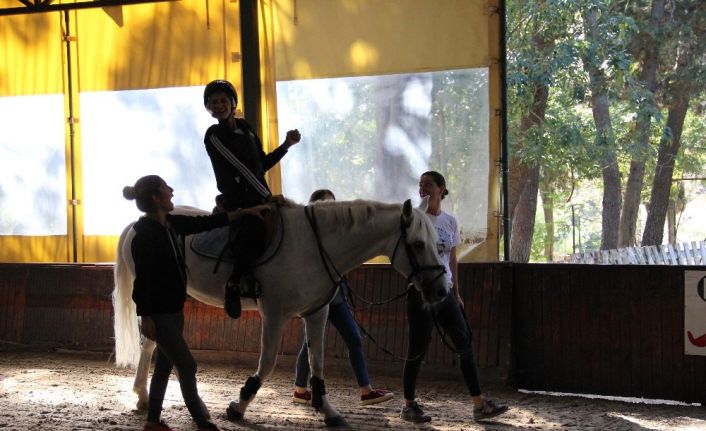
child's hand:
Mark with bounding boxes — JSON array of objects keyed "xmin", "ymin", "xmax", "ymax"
[{"xmin": 284, "ymin": 129, "xmax": 301, "ymax": 148}]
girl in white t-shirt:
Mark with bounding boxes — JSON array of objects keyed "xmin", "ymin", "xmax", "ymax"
[{"xmin": 400, "ymin": 171, "xmax": 509, "ymax": 424}]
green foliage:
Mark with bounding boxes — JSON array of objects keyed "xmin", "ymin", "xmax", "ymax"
[{"xmin": 507, "ymin": 0, "xmax": 706, "ymax": 257}]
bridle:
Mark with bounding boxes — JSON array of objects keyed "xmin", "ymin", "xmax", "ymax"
[{"xmin": 389, "ymin": 213, "xmax": 447, "ymax": 295}]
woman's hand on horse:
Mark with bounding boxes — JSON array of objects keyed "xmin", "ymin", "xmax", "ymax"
[
  {"xmin": 226, "ymin": 205, "xmax": 270, "ymax": 222},
  {"xmin": 140, "ymin": 316, "xmax": 156, "ymax": 341},
  {"xmin": 242, "ymin": 204, "xmax": 271, "ymax": 220}
]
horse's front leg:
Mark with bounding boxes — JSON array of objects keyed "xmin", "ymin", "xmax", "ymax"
[
  {"xmin": 133, "ymin": 336, "xmax": 156, "ymax": 410},
  {"xmin": 304, "ymin": 307, "xmax": 347, "ymax": 427},
  {"xmin": 226, "ymin": 315, "xmax": 287, "ymax": 421}
]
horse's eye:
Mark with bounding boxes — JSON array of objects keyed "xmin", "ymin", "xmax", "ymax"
[{"xmin": 413, "ymin": 240, "xmax": 425, "ymax": 249}]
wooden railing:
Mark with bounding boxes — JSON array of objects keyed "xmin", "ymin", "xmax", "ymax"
[{"xmin": 570, "ymin": 241, "xmax": 706, "ymax": 265}]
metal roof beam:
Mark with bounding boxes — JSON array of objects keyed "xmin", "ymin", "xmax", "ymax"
[{"xmin": 0, "ymin": 0, "xmax": 173, "ymax": 17}]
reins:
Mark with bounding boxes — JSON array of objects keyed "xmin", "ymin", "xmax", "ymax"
[
  {"xmin": 431, "ymin": 302, "xmax": 475, "ymax": 356},
  {"xmin": 299, "ymin": 205, "xmax": 346, "ymax": 318},
  {"xmin": 302, "ymin": 203, "xmax": 456, "ymax": 362}
]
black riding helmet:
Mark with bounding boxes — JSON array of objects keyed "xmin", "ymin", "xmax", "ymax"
[{"xmin": 203, "ymin": 79, "xmax": 238, "ymax": 108}]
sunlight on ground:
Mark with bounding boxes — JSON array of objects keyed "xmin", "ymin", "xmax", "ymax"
[
  {"xmin": 0, "ymin": 369, "xmax": 143, "ymax": 408},
  {"xmin": 0, "ymin": 366, "xmax": 278, "ymax": 411},
  {"xmin": 430, "ymin": 397, "xmax": 565, "ymax": 430},
  {"xmin": 1, "ymin": 370, "xmax": 95, "ymax": 404},
  {"xmin": 609, "ymin": 413, "xmax": 706, "ymax": 431},
  {"xmin": 519, "ymin": 389, "xmax": 699, "ymax": 406}
]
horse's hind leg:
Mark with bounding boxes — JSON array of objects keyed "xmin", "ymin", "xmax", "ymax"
[
  {"xmin": 133, "ymin": 337, "xmax": 156, "ymax": 410},
  {"xmin": 226, "ymin": 316, "xmax": 287, "ymax": 421},
  {"xmin": 304, "ymin": 308, "xmax": 347, "ymax": 427}
]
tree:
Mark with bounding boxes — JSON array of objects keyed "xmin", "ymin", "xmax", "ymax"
[
  {"xmin": 643, "ymin": 0, "xmax": 706, "ymax": 244},
  {"xmin": 579, "ymin": 2, "xmax": 625, "ymax": 250},
  {"xmin": 617, "ymin": 0, "xmax": 664, "ymax": 247}
]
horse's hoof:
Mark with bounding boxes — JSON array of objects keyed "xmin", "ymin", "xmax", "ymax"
[
  {"xmin": 324, "ymin": 415, "xmax": 348, "ymax": 427},
  {"xmin": 226, "ymin": 402, "xmax": 244, "ymax": 421},
  {"xmin": 135, "ymin": 400, "xmax": 148, "ymax": 411}
]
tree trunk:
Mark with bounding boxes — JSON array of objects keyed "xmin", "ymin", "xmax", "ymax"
[
  {"xmin": 642, "ymin": 41, "xmax": 693, "ymax": 245},
  {"xmin": 510, "ymin": 165, "xmax": 541, "ymax": 262},
  {"xmin": 582, "ymin": 7, "xmax": 622, "ymax": 250},
  {"xmin": 373, "ymin": 75, "xmax": 421, "ymax": 202},
  {"xmin": 539, "ymin": 179, "xmax": 554, "ymax": 262},
  {"xmin": 508, "ymin": 13, "xmax": 556, "ymax": 222},
  {"xmin": 667, "ymin": 200, "xmax": 676, "ymax": 244},
  {"xmin": 618, "ymin": 0, "xmax": 664, "ymax": 247},
  {"xmin": 509, "ymin": 81, "xmax": 549, "ymax": 262},
  {"xmin": 430, "ymin": 75, "xmax": 447, "ymax": 170}
]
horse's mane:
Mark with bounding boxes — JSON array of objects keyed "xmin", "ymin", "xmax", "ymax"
[
  {"xmin": 172, "ymin": 199, "xmax": 401, "ymax": 234},
  {"xmin": 307, "ymin": 199, "xmax": 400, "ymax": 233}
]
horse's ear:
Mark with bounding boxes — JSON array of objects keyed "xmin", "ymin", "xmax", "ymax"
[
  {"xmin": 402, "ymin": 199, "xmax": 413, "ymax": 228},
  {"xmin": 417, "ymin": 196, "xmax": 429, "ymax": 213}
]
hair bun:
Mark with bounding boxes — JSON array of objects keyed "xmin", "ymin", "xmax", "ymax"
[{"xmin": 122, "ymin": 186, "xmax": 137, "ymax": 200}]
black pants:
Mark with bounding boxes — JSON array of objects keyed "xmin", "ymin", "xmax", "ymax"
[
  {"xmin": 229, "ymin": 213, "xmax": 265, "ymax": 282},
  {"xmin": 402, "ymin": 289, "xmax": 482, "ymax": 400},
  {"xmin": 147, "ymin": 311, "xmax": 209, "ymax": 427}
]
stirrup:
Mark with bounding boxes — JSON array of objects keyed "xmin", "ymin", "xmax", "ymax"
[{"xmin": 239, "ymin": 274, "xmax": 262, "ymax": 298}]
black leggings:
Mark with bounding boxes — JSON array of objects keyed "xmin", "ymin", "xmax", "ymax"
[
  {"xmin": 229, "ymin": 213, "xmax": 265, "ymax": 280},
  {"xmin": 403, "ymin": 289, "xmax": 482, "ymax": 400},
  {"xmin": 147, "ymin": 311, "xmax": 209, "ymax": 427}
]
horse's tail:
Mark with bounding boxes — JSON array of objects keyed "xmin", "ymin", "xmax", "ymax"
[{"xmin": 112, "ymin": 223, "xmax": 141, "ymax": 368}]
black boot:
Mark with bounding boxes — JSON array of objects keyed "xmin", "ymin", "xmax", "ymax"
[{"xmin": 224, "ymin": 276, "xmax": 242, "ymax": 319}]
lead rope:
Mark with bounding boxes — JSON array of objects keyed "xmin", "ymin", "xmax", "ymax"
[{"xmin": 430, "ymin": 301, "xmax": 475, "ymax": 356}]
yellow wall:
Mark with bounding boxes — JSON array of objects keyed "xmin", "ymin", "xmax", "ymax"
[
  {"xmin": 1, "ymin": 0, "xmax": 501, "ymax": 262},
  {"xmin": 270, "ymin": 0, "xmax": 489, "ymax": 80}
]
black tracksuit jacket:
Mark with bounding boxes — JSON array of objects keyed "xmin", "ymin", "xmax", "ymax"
[
  {"xmin": 131, "ymin": 212, "xmax": 229, "ymax": 316},
  {"xmin": 204, "ymin": 118, "xmax": 288, "ymax": 210}
]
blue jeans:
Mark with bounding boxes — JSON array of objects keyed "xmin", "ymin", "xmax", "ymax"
[
  {"xmin": 402, "ymin": 289, "xmax": 482, "ymax": 400},
  {"xmin": 147, "ymin": 311, "xmax": 209, "ymax": 427},
  {"xmin": 295, "ymin": 301, "xmax": 370, "ymax": 388}
]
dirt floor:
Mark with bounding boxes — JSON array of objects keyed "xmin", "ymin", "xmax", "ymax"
[{"xmin": 1, "ymin": 348, "xmax": 705, "ymax": 431}]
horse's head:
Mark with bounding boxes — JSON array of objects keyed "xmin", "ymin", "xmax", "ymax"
[{"xmin": 389, "ymin": 198, "xmax": 449, "ymax": 305}]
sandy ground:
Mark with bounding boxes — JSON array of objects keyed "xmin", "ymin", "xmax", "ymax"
[{"xmin": 1, "ymin": 348, "xmax": 705, "ymax": 431}]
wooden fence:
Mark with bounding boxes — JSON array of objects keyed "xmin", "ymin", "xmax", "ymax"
[
  {"xmin": 570, "ymin": 240, "xmax": 706, "ymax": 265},
  {"xmin": 0, "ymin": 263, "xmax": 512, "ymax": 382},
  {"xmin": 2, "ymin": 262, "xmax": 705, "ymax": 404},
  {"xmin": 513, "ymin": 263, "xmax": 706, "ymax": 405}
]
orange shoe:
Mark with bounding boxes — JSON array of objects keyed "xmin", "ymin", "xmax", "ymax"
[
  {"xmin": 292, "ymin": 389, "xmax": 312, "ymax": 404},
  {"xmin": 361, "ymin": 388, "xmax": 393, "ymax": 406}
]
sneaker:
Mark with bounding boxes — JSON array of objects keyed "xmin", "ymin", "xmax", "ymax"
[
  {"xmin": 197, "ymin": 422, "xmax": 220, "ymax": 431},
  {"xmin": 292, "ymin": 389, "xmax": 311, "ymax": 404},
  {"xmin": 473, "ymin": 398, "xmax": 509, "ymax": 421},
  {"xmin": 361, "ymin": 389, "xmax": 393, "ymax": 406},
  {"xmin": 224, "ymin": 280, "xmax": 241, "ymax": 319},
  {"xmin": 400, "ymin": 401, "xmax": 431, "ymax": 423},
  {"xmin": 143, "ymin": 421, "xmax": 173, "ymax": 431}
]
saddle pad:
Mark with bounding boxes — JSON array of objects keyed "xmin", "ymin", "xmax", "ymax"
[{"xmin": 190, "ymin": 210, "xmax": 284, "ymax": 267}]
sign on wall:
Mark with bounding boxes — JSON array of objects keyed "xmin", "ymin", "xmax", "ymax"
[{"xmin": 685, "ymin": 270, "xmax": 706, "ymax": 356}]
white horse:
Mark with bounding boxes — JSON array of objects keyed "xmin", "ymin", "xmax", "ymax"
[{"xmin": 112, "ymin": 198, "xmax": 448, "ymax": 427}]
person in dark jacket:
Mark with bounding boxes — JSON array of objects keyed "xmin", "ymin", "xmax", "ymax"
[
  {"xmin": 124, "ymin": 174, "xmax": 268, "ymax": 431},
  {"xmin": 202, "ymin": 79, "xmax": 301, "ymax": 319}
]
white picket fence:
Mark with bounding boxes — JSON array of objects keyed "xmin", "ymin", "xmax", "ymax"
[{"xmin": 569, "ymin": 240, "xmax": 706, "ymax": 265}]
